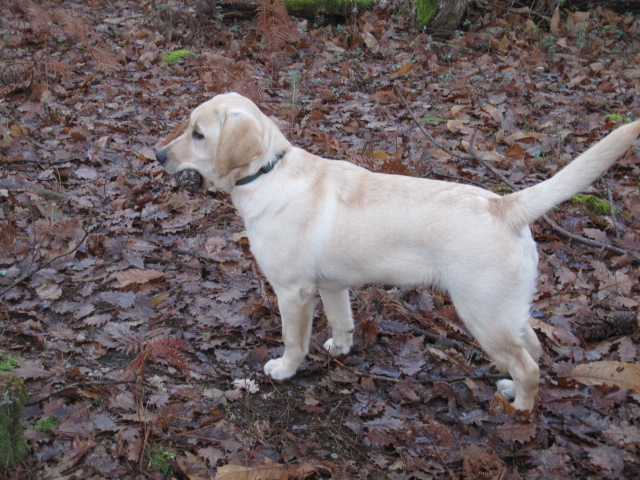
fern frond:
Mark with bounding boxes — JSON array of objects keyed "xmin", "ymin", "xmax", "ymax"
[
  {"xmin": 0, "ymin": 222, "xmax": 18, "ymax": 252},
  {"xmin": 124, "ymin": 337, "xmax": 191, "ymax": 380},
  {"xmin": 146, "ymin": 338, "xmax": 191, "ymax": 378},
  {"xmin": 256, "ymin": 0, "xmax": 292, "ymax": 50},
  {"xmin": 44, "ymin": 60, "xmax": 74, "ymax": 77},
  {"xmin": 86, "ymin": 45, "xmax": 121, "ymax": 72},
  {"xmin": 54, "ymin": 9, "xmax": 92, "ymax": 42},
  {"xmin": 17, "ymin": 0, "xmax": 54, "ymax": 33}
]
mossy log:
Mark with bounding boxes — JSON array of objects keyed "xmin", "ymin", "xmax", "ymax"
[
  {"xmin": 414, "ymin": 0, "xmax": 467, "ymax": 35},
  {"xmin": 0, "ymin": 373, "xmax": 29, "ymax": 470}
]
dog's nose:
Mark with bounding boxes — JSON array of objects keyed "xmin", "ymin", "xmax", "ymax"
[{"xmin": 155, "ymin": 148, "xmax": 167, "ymax": 165}]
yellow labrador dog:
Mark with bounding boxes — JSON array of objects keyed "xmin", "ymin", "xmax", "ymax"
[{"xmin": 156, "ymin": 93, "xmax": 640, "ymax": 411}]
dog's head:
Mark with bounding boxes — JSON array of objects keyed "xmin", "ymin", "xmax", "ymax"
[{"xmin": 155, "ymin": 93, "xmax": 291, "ymax": 193}]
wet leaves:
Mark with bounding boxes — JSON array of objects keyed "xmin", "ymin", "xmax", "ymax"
[{"xmin": 1, "ymin": 0, "xmax": 640, "ymax": 479}]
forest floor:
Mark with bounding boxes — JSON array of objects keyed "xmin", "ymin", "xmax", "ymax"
[{"xmin": 1, "ymin": 1, "xmax": 640, "ymax": 479}]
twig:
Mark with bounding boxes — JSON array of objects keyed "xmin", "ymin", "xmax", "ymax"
[
  {"xmin": 412, "ymin": 326, "xmax": 483, "ymax": 357},
  {"xmin": 394, "ymin": 84, "xmax": 638, "ymax": 259},
  {"xmin": 0, "ymin": 228, "xmax": 93, "ymax": 298},
  {"xmin": 540, "ymin": 213, "xmax": 631, "ymax": 257},
  {"xmin": 26, "ymin": 379, "xmax": 143, "ymax": 405},
  {"xmin": 0, "ymin": 180, "xmax": 69, "ymax": 200},
  {"xmin": 171, "ymin": 247, "xmax": 220, "ymax": 264},
  {"xmin": 607, "ymin": 188, "xmax": 619, "ymax": 234}
]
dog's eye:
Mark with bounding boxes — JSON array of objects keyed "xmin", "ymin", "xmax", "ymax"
[{"xmin": 192, "ymin": 130, "xmax": 204, "ymax": 141}]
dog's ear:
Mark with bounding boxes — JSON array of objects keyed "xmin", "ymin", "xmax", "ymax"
[{"xmin": 215, "ymin": 111, "xmax": 264, "ymax": 178}]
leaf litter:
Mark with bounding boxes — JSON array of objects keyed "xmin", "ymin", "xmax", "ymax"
[{"xmin": 1, "ymin": 0, "xmax": 639, "ymax": 479}]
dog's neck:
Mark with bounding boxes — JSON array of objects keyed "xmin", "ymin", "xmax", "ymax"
[{"xmin": 235, "ymin": 151, "xmax": 287, "ymax": 186}]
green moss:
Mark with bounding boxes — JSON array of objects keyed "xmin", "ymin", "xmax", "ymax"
[
  {"xmin": 0, "ymin": 356, "xmax": 18, "ymax": 372},
  {"xmin": 606, "ymin": 113, "xmax": 624, "ymax": 123},
  {"xmin": 572, "ymin": 194, "xmax": 611, "ymax": 216},
  {"xmin": 33, "ymin": 417, "xmax": 57, "ymax": 432},
  {"xmin": 605, "ymin": 113, "xmax": 635, "ymax": 124},
  {"xmin": 0, "ymin": 374, "xmax": 30, "ymax": 469},
  {"xmin": 145, "ymin": 443, "xmax": 175, "ymax": 475},
  {"xmin": 163, "ymin": 50, "xmax": 198, "ymax": 63},
  {"xmin": 414, "ymin": 0, "xmax": 438, "ymax": 28},
  {"xmin": 421, "ymin": 114, "xmax": 443, "ymax": 125}
]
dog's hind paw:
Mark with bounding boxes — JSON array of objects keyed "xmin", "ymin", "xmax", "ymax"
[
  {"xmin": 323, "ymin": 338, "xmax": 351, "ymax": 356},
  {"xmin": 496, "ymin": 379, "xmax": 516, "ymax": 399},
  {"xmin": 264, "ymin": 357, "xmax": 298, "ymax": 380}
]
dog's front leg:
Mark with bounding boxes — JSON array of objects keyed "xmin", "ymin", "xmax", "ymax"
[
  {"xmin": 320, "ymin": 288, "xmax": 354, "ymax": 356},
  {"xmin": 264, "ymin": 285, "xmax": 316, "ymax": 380}
]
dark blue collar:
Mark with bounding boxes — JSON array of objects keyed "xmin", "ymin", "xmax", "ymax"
[{"xmin": 235, "ymin": 151, "xmax": 286, "ymax": 186}]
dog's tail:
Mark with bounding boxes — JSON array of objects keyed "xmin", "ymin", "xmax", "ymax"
[{"xmin": 498, "ymin": 120, "xmax": 640, "ymax": 230}]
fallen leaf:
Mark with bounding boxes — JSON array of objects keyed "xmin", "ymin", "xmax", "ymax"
[
  {"xmin": 231, "ymin": 378, "xmax": 259, "ymax": 393},
  {"xmin": 176, "ymin": 451, "xmax": 210, "ymax": 480},
  {"xmin": 571, "ymin": 361, "xmax": 640, "ymax": 393},
  {"xmin": 215, "ymin": 462, "xmax": 287, "ymax": 480},
  {"xmin": 496, "ymin": 422, "xmax": 537, "ymax": 444},
  {"xmin": 389, "ymin": 61, "xmax": 414, "ymax": 79},
  {"xmin": 109, "ymin": 268, "xmax": 168, "ymax": 288}
]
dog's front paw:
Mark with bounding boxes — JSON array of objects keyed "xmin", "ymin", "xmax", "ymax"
[
  {"xmin": 264, "ymin": 357, "xmax": 298, "ymax": 380},
  {"xmin": 323, "ymin": 338, "xmax": 352, "ymax": 356}
]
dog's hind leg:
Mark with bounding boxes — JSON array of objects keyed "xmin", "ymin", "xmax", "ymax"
[
  {"xmin": 320, "ymin": 288, "xmax": 354, "ymax": 356},
  {"xmin": 521, "ymin": 321, "xmax": 542, "ymax": 362},
  {"xmin": 264, "ymin": 285, "xmax": 316, "ymax": 380},
  {"xmin": 451, "ymin": 285, "xmax": 540, "ymax": 411},
  {"xmin": 466, "ymin": 319, "xmax": 539, "ymax": 411}
]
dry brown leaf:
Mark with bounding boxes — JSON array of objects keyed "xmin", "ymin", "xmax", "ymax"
[
  {"xmin": 175, "ymin": 451, "xmax": 210, "ymax": 480},
  {"xmin": 482, "ymin": 104, "xmax": 503, "ymax": 124},
  {"xmin": 583, "ymin": 227, "xmax": 608, "ymax": 243},
  {"xmin": 549, "ymin": 7, "xmax": 561, "ymax": 34},
  {"xmin": 390, "ymin": 61, "xmax": 414, "ymax": 79},
  {"xmin": 35, "ymin": 281, "xmax": 63, "ymax": 300},
  {"xmin": 214, "ymin": 462, "xmax": 287, "ymax": 480},
  {"xmin": 450, "ymin": 104, "xmax": 470, "ymax": 117},
  {"xmin": 496, "ymin": 422, "xmax": 538, "ymax": 444},
  {"xmin": 571, "ymin": 361, "xmax": 640, "ymax": 393},
  {"xmin": 110, "ymin": 268, "xmax": 167, "ymax": 288}
]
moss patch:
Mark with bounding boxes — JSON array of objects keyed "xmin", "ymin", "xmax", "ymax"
[
  {"xmin": 163, "ymin": 50, "xmax": 198, "ymax": 63},
  {"xmin": 0, "ymin": 374, "xmax": 29, "ymax": 469},
  {"xmin": 414, "ymin": 0, "xmax": 438, "ymax": 28},
  {"xmin": 145, "ymin": 443, "xmax": 176, "ymax": 475},
  {"xmin": 572, "ymin": 194, "xmax": 611, "ymax": 216},
  {"xmin": 34, "ymin": 417, "xmax": 57, "ymax": 432},
  {"xmin": 0, "ymin": 355, "xmax": 19, "ymax": 371}
]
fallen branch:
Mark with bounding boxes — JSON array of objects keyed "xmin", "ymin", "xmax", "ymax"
[
  {"xmin": 26, "ymin": 379, "xmax": 143, "ymax": 405},
  {"xmin": 0, "ymin": 228, "xmax": 93, "ymax": 298},
  {"xmin": 0, "ymin": 181, "xmax": 69, "ymax": 200},
  {"xmin": 394, "ymin": 84, "xmax": 638, "ymax": 259}
]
